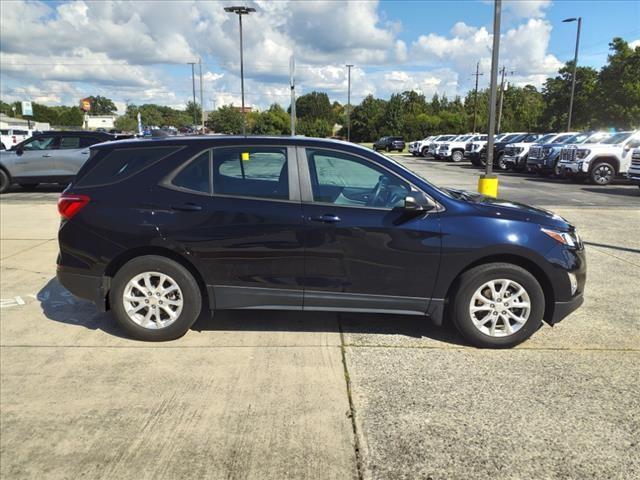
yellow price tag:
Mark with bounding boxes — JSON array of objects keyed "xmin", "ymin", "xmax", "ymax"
[{"xmin": 241, "ymin": 152, "xmax": 250, "ymax": 161}]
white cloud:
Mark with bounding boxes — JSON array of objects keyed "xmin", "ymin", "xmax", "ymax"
[
  {"xmin": 630, "ymin": 39, "xmax": 640, "ymax": 49},
  {"xmin": 0, "ymin": 0, "xmax": 566, "ymax": 110}
]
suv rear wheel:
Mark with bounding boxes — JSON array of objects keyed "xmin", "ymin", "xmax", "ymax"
[
  {"xmin": 110, "ymin": 255, "xmax": 203, "ymax": 341},
  {"xmin": 451, "ymin": 263, "xmax": 544, "ymax": 348},
  {"xmin": 590, "ymin": 161, "xmax": 615, "ymax": 185}
]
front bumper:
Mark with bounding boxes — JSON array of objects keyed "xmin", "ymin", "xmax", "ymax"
[
  {"xmin": 549, "ymin": 294, "xmax": 584, "ymax": 325},
  {"xmin": 627, "ymin": 171, "xmax": 640, "ymax": 185}
]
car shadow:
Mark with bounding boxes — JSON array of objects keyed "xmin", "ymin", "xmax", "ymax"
[
  {"xmin": 38, "ymin": 277, "xmax": 466, "ymax": 346},
  {"xmin": 580, "ymin": 186, "xmax": 639, "ymax": 197}
]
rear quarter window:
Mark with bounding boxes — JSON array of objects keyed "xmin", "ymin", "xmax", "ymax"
[{"xmin": 75, "ymin": 146, "xmax": 181, "ymax": 187}]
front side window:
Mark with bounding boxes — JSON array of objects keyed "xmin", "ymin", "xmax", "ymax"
[
  {"xmin": 306, "ymin": 149, "xmax": 410, "ymax": 209},
  {"xmin": 213, "ymin": 146, "xmax": 289, "ymax": 200},
  {"xmin": 23, "ymin": 136, "xmax": 57, "ymax": 150}
]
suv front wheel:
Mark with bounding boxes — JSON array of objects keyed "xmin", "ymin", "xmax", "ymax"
[
  {"xmin": 590, "ymin": 161, "xmax": 615, "ymax": 185},
  {"xmin": 451, "ymin": 263, "xmax": 544, "ymax": 348},
  {"xmin": 110, "ymin": 255, "xmax": 203, "ymax": 341}
]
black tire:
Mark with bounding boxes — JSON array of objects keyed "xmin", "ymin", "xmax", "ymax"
[
  {"xmin": 386, "ymin": 145, "xmax": 391, "ymax": 152},
  {"xmin": 109, "ymin": 255, "xmax": 203, "ymax": 341},
  {"xmin": 0, "ymin": 169, "xmax": 10, "ymax": 194},
  {"xmin": 451, "ymin": 150, "xmax": 464, "ymax": 163},
  {"xmin": 552, "ymin": 160, "xmax": 562, "ymax": 177},
  {"xmin": 20, "ymin": 183, "xmax": 39, "ymax": 189},
  {"xmin": 470, "ymin": 156, "xmax": 480, "ymax": 166},
  {"xmin": 590, "ymin": 161, "xmax": 615, "ymax": 185},
  {"xmin": 496, "ymin": 153, "xmax": 509, "ymax": 171},
  {"xmin": 451, "ymin": 263, "xmax": 544, "ymax": 348}
]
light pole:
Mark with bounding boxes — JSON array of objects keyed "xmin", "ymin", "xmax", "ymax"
[
  {"xmin": 478, "ymin": 0, "xmax": 502, "ymax": 198},
  {"xmin": 187, "ymin": 62, "xmax": 197, "ymax": 126},
  {"xmin": 346, "ymin": 64, "xmax": 353, "ymax": 142},
  {"xmin": 563, "ymin": 17, "xmax": 582, "ymax": 131},
  {"xmin": 471, "ymin": 61, "xmax": 483, "ymax": 133},
  {"xmin": 225, "ymin": 5, "xmax": 255, "ymax": 135}
]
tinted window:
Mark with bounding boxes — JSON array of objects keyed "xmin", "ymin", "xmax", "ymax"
[
  {"xmin": 0, "ymin": 130, "xmax": 8, "ymax": 135},
  {"xmin": 59, "ymin": 137, "xmax": 81, "ymax": 149},
  {"xmin": 307, "ymin": 149, "xmax": 410, "ymax": 209},
  {"xmin": 76, "ymin": 146, "xmax": 179, "ymax": 187},
  {"xmin": 213, "ymin": 146, "xmax": 288, "ymax": 200},
  {"xmin": 171, "ymin": 150, "xmax": 211, "ymax": 194},
  {"xmin": 23, "ymin": 136, "xmax": 57, "ymax": 150}
]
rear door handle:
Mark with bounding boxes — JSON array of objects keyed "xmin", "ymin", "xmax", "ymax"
[
  {"xmin": 310, "ymin": 214, "xmax": 341, "ymax": 224},
  {"xmin": 171, "ymin": 203, "xmax": 203, "ymax": 212},
  {"xmin": 42, "ymin": 154, "xmax": 52, "ymax": 157}
]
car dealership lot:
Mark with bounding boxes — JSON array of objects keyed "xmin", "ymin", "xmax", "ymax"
[{"xmin": 1, "ymin": 158, "xmax": 639, "ymax": 479}]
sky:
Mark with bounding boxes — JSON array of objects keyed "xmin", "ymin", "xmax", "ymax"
[{"xmin": 1, "ymin": 0, "xmax": 638, "ymax": 114}]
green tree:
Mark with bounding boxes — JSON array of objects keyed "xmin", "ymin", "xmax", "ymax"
[
  {"xmin": 252, "ymin": 104, "xmax": 290, "ymax": 135},
  {"xmin": 294, "ymin": 91, "xmax": 333, "ymax": 122},
  {"xmin": 207, "ymin": 105, "xmax": 244, "ymax": 133},
  {"xmin": 86, "ymin": 95, "xmax": 117, "ymax": 115},
  {"xmin": 185, "ymin": 101, "xmax": 202, "ymax": 125},
  {"xmin": 297, "ymin": 117, "xmax": 332, "ymax": 137},
  {"xmin": 350, "ymin": 94, "xmax": 387, "ymax": 142},
  {"xmin": 596, "ymin": 37, "xmax": 640, "ymax": 129},
  {"xmin": 381, "ymin": 93, "xmax": 404, "ymax": 135}
]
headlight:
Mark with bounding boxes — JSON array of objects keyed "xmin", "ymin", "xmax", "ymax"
[
  {"xmin": 576, "ymin": 149, "xmax": 590, "ymax": 159},
  {"xmin": 541, "ymin": 227, "xmax": 578, "ymax": 247}
]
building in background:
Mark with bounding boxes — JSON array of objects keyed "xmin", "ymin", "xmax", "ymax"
[
  {"xmin": 0, "ymin": 113, "xmax": 50, "ymax": 131},
  {"xmin": 84, "ymin": 115, "xmax": 116, "ymax": 130}
]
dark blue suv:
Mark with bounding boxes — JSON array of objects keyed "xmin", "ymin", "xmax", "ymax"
[{"xmin": 57, "ymin": 136, "xmax": 585, "ymax": 348}]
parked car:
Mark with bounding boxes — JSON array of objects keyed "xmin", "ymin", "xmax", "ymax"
[
  {"xmin": 0, "ymin": 130, "xmax": 115, "ymax": 193},
  {"xmin": 436, "ymin": 134, "xmax": 483, "ymax": 162},
  {"xmin": 527, "ymin": 131, "xmax": 610, "ymax": 176},
  {"xmin": 373, "ymin": 136, "xmax": 405, "ymax": 152},
  {"xmin": 626, "ymin": 147, "xmax": 640, "ymax": 189},
  {"xmin": 57, "ymin": 136, "xmax": 586, "ymax": 348},
  {"xmin": 1, "ymin": 128, "xmax": 31, "ymax": 150},
  {"xmin": 409, "ymin": 136, "xmax": 434, "ymax": 156},
  {"xmin": 558, "ymin": 131, "xmax": 640, "ymax": 185},
  {"xmin": 497, "ymin": 133, "xmax": 543, "ymax": 170},
  {"xmin": 466, "ymin": 134, "xmax": 505, "ymax": 166},
  {"xmin": 428, "ymin": 134, "xmax": 456, "ymax": 157}
]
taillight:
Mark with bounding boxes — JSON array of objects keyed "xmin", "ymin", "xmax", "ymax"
[{"xmin": 58, "ymin": 193, "xmax": 90, "ymax": 220}]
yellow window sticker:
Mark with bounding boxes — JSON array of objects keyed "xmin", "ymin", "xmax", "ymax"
[{"xmin": 241, "ymin": 152, "xmax": 250, "ymax": 161}]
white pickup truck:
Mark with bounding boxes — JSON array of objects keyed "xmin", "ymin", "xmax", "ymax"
[
  {"xmin": 428, "ymin": 134, "xmax": 456, "ymax": 157},
  {"xmin": 435, "ymin": 134, "xmax": 482, "ymax": 162},
  {"xmin": 408, "ymin": 136, "xmax": 435, "ymax": 156},
  {"xmin": 0, "ymin": 128, "xmax": 32, "ymax": 150},
  {"xmin": 558, "ymin": 130, "xmax": 640, "ymax": 185},
  {"xmin": 627, "ymin": 147, "xmax": 640, "ymax": 189}
]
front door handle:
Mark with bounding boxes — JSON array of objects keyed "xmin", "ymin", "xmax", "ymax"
[
  {"xmin": 310, "ymin": 214, "xmax": 341, "ymax": 224},
  {"xmin": 171, "ymin": 203, "xmax": 203, "ymax": 212},
  {"xmin": 42, "ymin": 154, "xmax": 52, "ymax": 157}
]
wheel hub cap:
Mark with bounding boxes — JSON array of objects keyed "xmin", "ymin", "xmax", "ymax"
[
  {"xmin": 122, "ymin": 271, "xmax": 183, "ymax": 329},
  {"xmin": 469, "ymin": 279, "xmax": 531, "ymax": 337}
]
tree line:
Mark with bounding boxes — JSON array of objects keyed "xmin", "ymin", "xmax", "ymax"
[{"xmin": 1, "ymin": 37, "xmax": 637, "ymax": 139}]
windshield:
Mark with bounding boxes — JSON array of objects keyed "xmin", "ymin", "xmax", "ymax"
[
  {"xmin": 522, "ymin": 134, "xmax": 540, "ymax": 142},
  {"xmin": 553, "ymin": 133, "xmax": 577, "ymax": 144},
  {"xmin": 600, "ymin": 132, "xmax": 632, "ymax": 144},
  {"xmin": 502, "ymin": 134, "xmax": 524, "ymax": 143},
  {"xmin": 456, "ymin": 135, "xmax": 471, "ymax": 141},
  {"xmin": 537, "ymin": 134, "xmax": 556, "ymax": 144},
  {"xmin": 440, "ymin": 135, "xmax": 455, "ymax": 141}
]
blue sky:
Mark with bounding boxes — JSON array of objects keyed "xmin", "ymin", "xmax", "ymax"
[{"xmin": 1, "ymin": 0, "xmax": 638, "ymax": 112}]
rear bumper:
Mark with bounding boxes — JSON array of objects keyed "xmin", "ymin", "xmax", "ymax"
[{"xmin": 57, "ymin": 266, "xmax": 110, "ymax": 311}]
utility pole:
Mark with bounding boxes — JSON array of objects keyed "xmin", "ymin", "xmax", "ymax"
[
  {"xmin": 290, "ymin": 55, "xmax": 296, "ymax": 136},
  {"xmin": 346, "ymin": 64, "xmax": 353, "ymax": 142},
  {"xmin": 471, "ymin": 61, "xmax": 483, "ymax": 133},
  {"xmin": 563, "ymin": 17, "xmax": 582, "ymax": 131},
  {"xmin": 478, "ymin": 0, "xmax": 502, "ymax": 198},
  {"xmin": 496, "ymin": 66, "xmax": 507, "ymax": 134},
  {"xmin": 187, "ymin": 62, "xmax": 197, "ymax": 126},
  {"xmin": 199, "ymin": 58, "xmax": 205, "ymax": 132}
]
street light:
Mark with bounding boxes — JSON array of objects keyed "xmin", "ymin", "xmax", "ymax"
[
  {"xmin": 563, "ymin": 17, "xmax": 582, "ymax": 131},
  {"xmin": 224, "ymin": 5, "xmax": 256, "ymax": 135},
  {"xmin": 345, "ymin": 64, "xmax": 353, "ymax": 142}
]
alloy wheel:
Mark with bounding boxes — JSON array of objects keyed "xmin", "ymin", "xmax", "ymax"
[
  {"xmin": 469, "ymin": 279, "xmax": 531, "ymax": 337},
  {"xmin": 122, "ymin": 271, "xmax": 184, "ymax": 329},
  {"xmin": 592, "ymin": 164, "xmax": 614, "ymax": 185}
]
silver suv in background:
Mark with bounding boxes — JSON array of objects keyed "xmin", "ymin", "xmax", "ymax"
[
  {"xmin": 626, "ymin": 148, "xmax": 640, "ymax": 190},
  {"xmin": 0, "ymin": 131, "xmax": 115, "ymax": 193}
]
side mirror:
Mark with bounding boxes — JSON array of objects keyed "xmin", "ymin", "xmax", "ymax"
[
  {"xmin": 404, "ymin": 195, "xmax": 424, "ymax": 211},
  {"xmin": 15, "ymin": 146, "xmax": 23, "ymax": 156},
  {"xmin": 404, "ymin": 194, "xmax": 436, "ymax": 212}
]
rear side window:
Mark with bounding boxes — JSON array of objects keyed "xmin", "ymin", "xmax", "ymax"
[
  {"xmin": 59, "ymin": 137, "xmax": 81, "ymax": 149},
  {"xmin": 213, "ymin": 146, "xmax": 289, "ymax": 200},
  {"xmin": 75, "ymin": 146, "xmax": 180, "ymax": 187},
  {"xmin": 79, "ymin": 136, "xmax": 105, "ymax": 148},
  {"xmin": 170, "ymin": 150, "xmax": 211, "ymax": 194}
]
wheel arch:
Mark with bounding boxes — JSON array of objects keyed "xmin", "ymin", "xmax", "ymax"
[
  {"xmin": 589, "ymin": 156, "xmax": 619, "ymax": 173},
  {"xmin": 104, "ymin": 246, "xmax": 211, "ymax": 311},
  {"xmin": 442, "ymin": 253, "xmax": 556, "ymax": 325}
]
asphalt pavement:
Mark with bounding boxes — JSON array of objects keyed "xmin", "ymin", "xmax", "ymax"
[{"xmin": 1, "ymin": 154, "xmax": 638, "ymax": 479}]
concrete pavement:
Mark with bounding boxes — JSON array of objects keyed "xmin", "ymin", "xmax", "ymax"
[{"xmin": 1, "ymin": 160, "xmax": 639, "ymax": 479}]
